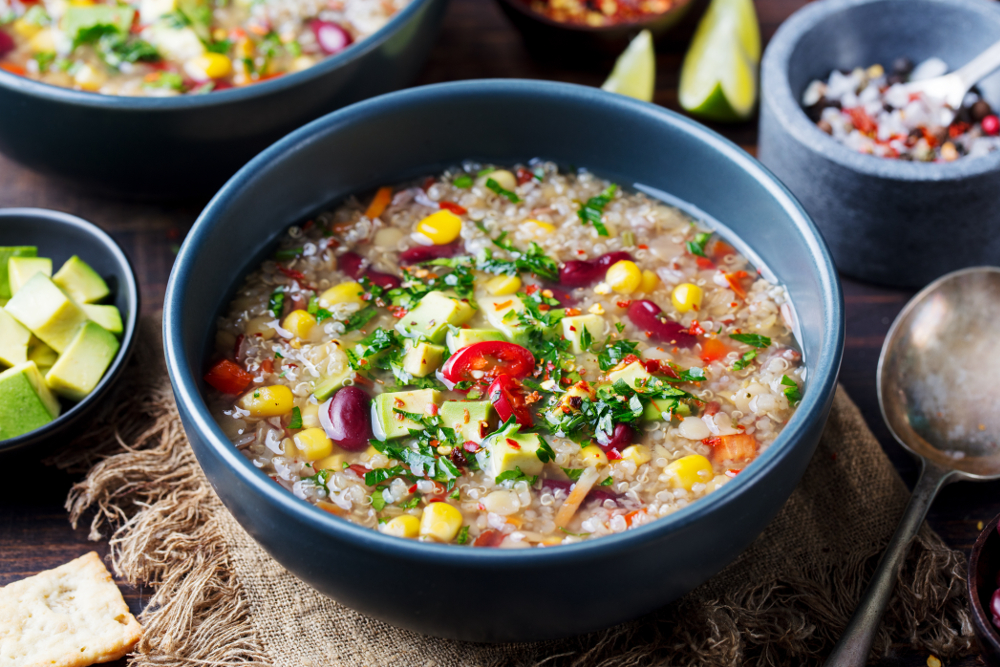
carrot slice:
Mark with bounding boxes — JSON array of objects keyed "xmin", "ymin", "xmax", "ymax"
[
  {"xmin": 365, "ymin": 186, "xmax": 393, "ymax": 219},
  {"xmin": 706, "ymin": 433, "xmax": 757, "ymax": 462}
]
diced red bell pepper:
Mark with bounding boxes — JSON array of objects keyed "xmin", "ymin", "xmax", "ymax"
[{"xmin": 204, "ymin": 359, "xmax": 253, "ymax": 395}]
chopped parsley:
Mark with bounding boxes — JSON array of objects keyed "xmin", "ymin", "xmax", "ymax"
[
  {"xmin": 268, "ymin": 290, "xmax": 284, "ymax": 319},
  {"xmin": 686, "ymin": 232, "xmax": 712, "ymax": 257},
  {"xmin": 558, "ymin": 527, "xmax": 590, "ymax": 537},
  {"xmin": 399, "ymin": 495, "xmax": 422, "ymax": 510},
  {"xmin": 275, "ymin": 246, "xmax": 303, "ymax": 261},
  {"xmin": 561, "ymin": 467, "xmax": 584, "ymax": 481},
  {"xmin": 307, "ymin": 295, "xmax": 333, "ymax": 323},
  {"xmin": 473, "ymin": 225, "xmax": 559, "ymax": 281},
  {"xmin": 781, "ymin": 375, "xmax": 802, "ymax": 405},
  {"xmin": 370, "ymin": 492, "xmax": 387, "ymax": 511},
  {"xmin": 495, "ymin": 466, "xmax": 537, "ymax": 485},
  {"xmin": 597, "ymin": 339, "xmax": 639, "ymax": 371},
  {"xmin": 288, "ymin": 406, "xmax": 302, "ymax": 429},
  {"xmin": 486, "ymin": 177, "xmax": 520, "ymax": 203},
  {"xmin": 577, "ymin": 184, "xmax": 617, "ymax": 237},
  {"xmin": 456, "ymin": 525, "xmax": 470, "ymax": 544},
  {"xmin": 343, "ymin": 305, "xmax": 378, "ymax": 332},
  {"xmin": 729, "ymin": 333, "xmax": 772, "ymax": 348},
  {"xmin": 732, "ymin": 350, "xmax": 757, "ymax": 371},
  {"xmin": 453, "ymin": 174, "xmax": 473, "ymax": 189},
  {"xmin": 599, "ymin": 476, "xmax": 614, "ymax": 487}
]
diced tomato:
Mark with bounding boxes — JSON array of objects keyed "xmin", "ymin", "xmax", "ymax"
[
  {"xmin": 442, "ymin": 341, "xmax": 535, "ymax": 387},
  {"xmin": 695, "ymin": 256, "xmax": 716, "ymax": 270},
  {"xmin": 438, "ymin": 201, "xmax": 467, "ymax": 215},
  {"xmin": 488, "ymin": 374, "xmax": 533, "ymax": 428},
  {"xmin": 203, "ymin": 359, "xmax": 253, "ymax": 395},
  {"xmin": 704, "ymin": 433, "xmax": 757, "ymax": 462},
  {"xmin": 474, "ymin": 530, "xmax": 505, "ymax": 547},
  {"xmin": 699, "ymin": 338, "xmax": 730, "ymax": 364},
  {"xmin": 516, "ymin": 167, "xmax": 535, "ymax": 185}
]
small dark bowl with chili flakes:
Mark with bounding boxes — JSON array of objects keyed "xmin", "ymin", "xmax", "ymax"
[
  {"xmin": 494, "ymin": 0, "xmax": 697, "ymax": 58},
  {"xmin": 758, "ymin": 0, "xmax": 1000, "ymax": 288},
  {"xmin": 968, "ymin": 512, "xmax": 1000, "ymax": 666}
]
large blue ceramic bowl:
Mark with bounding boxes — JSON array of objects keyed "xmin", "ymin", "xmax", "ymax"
[
  {"xmin": 164, "ymin": 80, "xmax": 845, "ymax": 642},
  {"xmin": 0, "ymin": 0, "xmax": 447, "ymax": 199}
]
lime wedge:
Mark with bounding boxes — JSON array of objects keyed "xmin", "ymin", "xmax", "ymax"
[
  {"xmin": 679, "ymin": 0, "xmax": 761, "ymax": 122},
  {"xmin": 601, "ymin": 29, "xmax": 656, "ymax": 103}
]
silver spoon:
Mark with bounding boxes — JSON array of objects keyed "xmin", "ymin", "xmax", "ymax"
[
  {"xmin": 901, "ymin": 39, "xmax": 1000, "ymax": 124},
  {"xmin": 826, "ymin": 266, "xmax": 1000, "ymax": 666}
]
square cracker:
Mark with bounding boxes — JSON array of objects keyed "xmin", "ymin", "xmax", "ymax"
[{"xmin": 0, "ymin": 551, "xmax": 142, "ymax": 667}]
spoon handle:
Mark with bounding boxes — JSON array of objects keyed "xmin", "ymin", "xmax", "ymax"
[
  {"xmin": 955, "ymin": 38, "xmax": 1000, "ymax": 92},
  {"xmin": 824, "ymin": 460, "xmax": 956, "ymax": 666}
]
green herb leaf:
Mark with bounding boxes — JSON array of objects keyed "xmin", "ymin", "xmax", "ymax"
[
  {"xmin": 781, "ymin": 375, "xmax": 802, "ymax": 404},
  {"xmin": 686, "ymin": 232, "xmax": 711, "ymax": 258},
  {"xmin": 561, "ymin": 467, "xmax": 584, "ymax": 481},
  {"xmin": 275, "ymin": 246, "xmax": 302, "ymax": 261},
  {"xmin": 343, "ymin": 306, "xmax": 378, "ymax": 332},
  {"xmin": 456, "ymin": 525, "xmax": 470, "ymax": 544},
  {"xmin": 599, "ymin": 476, "xmax": 614, "ymax": 487},
  {"xmin": 399, "ymin": 495, "xmax": 421, "ymax": 510},
  {"xmin": 598, "ymin": 339, "xmax": 639, "ymax": 371},
  {"xmin": 731, "ymin": 350, "xmax": 757, "ymax": 371},
  {"xmin": 495, "ymin": 466, "xmax": 537, "ymax": 485},
  {"xmin": 536, "ymin": 437, "xmax": 556, "ymax": 463},
  {"xmin": 558, "ymin": 527, "xmax": 590, "ymax": 537},
  {"xmin": 289, "ymin": 406, "xmax": 302, "ymax": 429},
  {"xmin": 370, "ymin": 492, "xmax": 386, "ymax": 511},
  {"xmin": 729, "ymin": 333, "xmax": 772, "ymax": 348},
  {"xmin": 453, "ymin": 174, "xmax": 473, "ymax": 189},
  {"xmin": 577, "ymin": 184, "xmax": 617, "ymax": 237},
  {"xmin": 268, "ymin": 290, "xmax": 285, "ymax": 319},
  {"xmin": 306, "ymin": 295, "xmax": 333, "ymax": 322},
  {"xmin": 486, "ymin": 177, "xmax": 520, "ymax": 203}
]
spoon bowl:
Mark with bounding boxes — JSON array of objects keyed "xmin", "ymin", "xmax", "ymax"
[{"xmin": 827, "ymin": 266, "xmax": 1000, "ymax": 665}]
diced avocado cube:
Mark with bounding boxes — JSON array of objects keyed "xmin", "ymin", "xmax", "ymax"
[
  {"xmin": 53, "ymin": 255, "xmax": 110, "ymax": 304},
  {"xmin": 401, "ymin": 341, "xmax": 445, "ymax": 378},
  {"xmin": 439, "ymin": 400, "xmax": 497, "ymax": 444},
  {"xmin": 372, "ymin": 388, "xmax": 440, "ymax": 441},
  {"xmin": 311, "ymin": 365, "xmax": 354, "ymax": 402},
  {"xmin": 445, "ymin": 328, "xmax": 506, "ymax": 354},
  {"xmin": 483, "ymin": 432, "xmax": 545, "ymax": 478},
  {"xmin": 395, "ymin": 291, "xmax": 474, "ymax": 344},
  {"xmin": 0, "ymin": 247, "xmax": 37, "ymax": 300},
  {"xmin": 44, "ymin": 321, "xmax": 120, "ymax": 401},
  {"xmin": 8, "ymin": 257, "xmax": 52, "ymax": 296},
  {"xmin": 479, "ymin": 294, "xmax": 524, "ymax": 340},
  {"xmin": 607, "ymin": 360, "xmax": 652, "ymax": 390},
  {"xmin": 0, "ymin": 308, "xmax": 31, "ymax": 368},
  {"xmin": 642, "ymin": 398, "xmax": 692, "ymax": 420},
  {"xmin": 82, "ymin": 304, "xmax": 123, "ymax": 336},
  {"xmin": 0, "ymin": 361, "xmax": 60, "ymax": 440},
  {"xmin": 27, "ymin": 337, "xmax": 59, "ymax": 372},
  {"xmin": 561, "ymin": 314, "xmax": 605, "ymax": 354},
  {"xmin": 5, "ymin": 274, "xmax": 89, "ymax": 353},
  {"xmin": 61, "ymin": 5, "xmax": 135, "ymax": 41}
]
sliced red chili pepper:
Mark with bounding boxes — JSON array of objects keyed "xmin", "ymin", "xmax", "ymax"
[
  {"xmin": 438, "ymin": 201, "xmax": 467, "ymax": 215},
  {"xmin": 488, "ymin": 374, "xmax": 533, "ymax": 427},
  {"xmin": 442, "ymin": 341, "xmax": 535, "ymax": 386},
  {"xmin": 204, "ymin": 359, "xmax": 253, "ymax": 395}
]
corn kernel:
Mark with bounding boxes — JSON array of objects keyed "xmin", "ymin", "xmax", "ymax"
[
  {"xmin": 12, "ymin": 18, "xmax": 42, "ymax": 38},
  {"xmin": 486, "ymin": 169, "xmax": 517, "ymax": 191},
  {"xmin": 579, "ymin": 445, "xmax": 608, "ymax": 467},
  {"xmin": 237, "ymin": 385, "xmax": 294, "ymax": 417},
  {"xmin": 313, "ymin": 453, "xmax": 345, "ymax": 471},
  {"xmin": 671, "ymin": 283, "xmax": 703, "ymax": 313},
  {"xmin": 73, "ymin": 64, "xmax": 106, "ymax": 91},
  {"xmin": 665, "ymin": 454, "xmax": 714, "ymax": 491},
  {"xmin": 419, "ymin": 502, "xmax": 463, "ymax": 542},
  {"xmin": 320, "ymin": 281, "xmax": 365, "ymax": 306},
  {"xmin": 188, "ymin": 52, "xmax": 232, "ymax": 81},
  {"xmin": 485, "ymin": 274, "xmax": 521, "ymax": 296},
  {"xmin": 282, "ymin": 309, "xmax": 316, "ymax": 338},
  {"xmin": 605, "ymin": 260, "xmax": 642, "ymax": 294},
  {"xmin": 620, "ymin": 444, "xmax": 651, "ymax": 466},
  {"xmin": 416, "ymin": 210, "xmax": 462, "ymax": 245},
  {"xmin": 639, "ymin": 269, "xmax": 659, "ymax": 293},
  {"xmin": 301, "ymin": 403, "xmax": 321, "ymax": 428},
  {"xmin": 383, "ymin": 514, "xmax": 421, "ymax": 538},
  {"xmin": 294, "ymin": 427, "xmax": 334, "ymax": 461},
  {"xmin": 236, "ymin": 37, "xmax": 255, "ymax": 58},
  {"xmin": 525, "ymin": 219, "xmax": 555, "ymax": 234}
]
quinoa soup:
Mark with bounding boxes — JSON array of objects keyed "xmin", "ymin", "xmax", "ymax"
[{"xmin": 205, "ymin": 163, "xmax": 805, "ymax": 548}]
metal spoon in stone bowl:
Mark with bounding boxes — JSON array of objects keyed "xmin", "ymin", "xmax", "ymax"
[
  {"xmin": 826, "ymin": 266, "xmax": 1000, "ymax": 666},
  {"xmin": 901, "ymin": 39, "xmax": 1000, "ymax": 124}
]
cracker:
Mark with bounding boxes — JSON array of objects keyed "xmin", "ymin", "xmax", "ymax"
[{"xmin": 0, "ymin": 551, "xmax": 142, "ymax": 667}]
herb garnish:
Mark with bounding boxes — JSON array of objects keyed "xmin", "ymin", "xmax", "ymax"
[
  {"xmin": 472, "ymin": 225, "xmax": 559, "ymax": 281},
  {"xmin": 307, "ymin": 295, "xmax": 333, "ymax": 322},
  {"xmin": 732, "ymin": 350, "xmax": 757, "ymax": 371},
  {"xmin": 729, "ymin": 333, "xmax": 772, "ymax": 348},
  {"xmin": 343, "ymin": 306, "xmax": 378, "ymax": 332},
  {"xmin": 486, "ymin": 178, "xmax": 520, "ymax": 203},
  {"xmin": 599, "ymin": 476, "xmax": 614, "ymax": 487},
  {"xmin": 268, "ymin": 290, "xmax": 284, "ymax": 319},
  {"xmin": 275, "ymin": 247, "xmax": 302, "ymax": 261},
  {"xmin": 495, "ymin": 467, "xmax": 537, "ymax": 485},
  {"xmin": 456, "ymin": 525, "xmax": 470, "ymax": 544},
  {"xmin": 453, "ymin": 174, "xmax": 473, "ymax": 189},
  {"xmin": 289, "ymin": 406, "xmax": 302, "ymax": 429},
  {"xmin": 577, "ymin": 184, "xmax": 617, "ymax": 237},
  {"xmin": 781, "ymin": 375, "xmax": 802, "ymax": 405},
  {"xmin": 686, "ymin": 232, "xmax": 712, "ymax": 257},
  {"xmin": 597, "ymin": 339, "xmax": 639, "ymax": 371},
  {"xmin": 561, "ymin": 467, "xmax": 584, "ymax": 481}
]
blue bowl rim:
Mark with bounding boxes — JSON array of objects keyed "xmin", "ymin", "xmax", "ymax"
[
  {"xmin": 0, "ymin": 207, "xmax": 140, "ymax": 453},
  {"xmin": 761, "ymin": 0, "xmax": 1000, "ymax": 182},
  {"xmin": 0, "ymin": 0, "xmax": 438, "ymax": 110},
  {"xmin": 164, "ymin": 78, "xmax": 846, "ymax": 566}
]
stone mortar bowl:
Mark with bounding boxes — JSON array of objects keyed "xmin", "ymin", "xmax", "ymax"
[{"xmin": 759, "ymin": 0, "xmax": 1000, "ymax": 288}]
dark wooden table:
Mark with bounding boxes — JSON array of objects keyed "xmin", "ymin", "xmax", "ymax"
[{"xmin": 1, "ymin": 0, "xmax": 996, "ymax": 664}]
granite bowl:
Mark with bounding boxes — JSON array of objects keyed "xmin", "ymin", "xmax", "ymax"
[
  {"xmin": 0, "ymin": 208, "xmax": 139, "ymax": 456},
  {"xmin": 163, "ymin": 79, "xmax": 845, "ymax": 642},
  {"xmin": 968, "ymin": 512, "xmax": 1000, "ymax": 666},
  {"xmin": 758, "ymin": 0, "xmax": 1000, "ymax": 288},
  {"xmin": 0, "ymin": 0, "xmax": 447, "ymax": 200}
]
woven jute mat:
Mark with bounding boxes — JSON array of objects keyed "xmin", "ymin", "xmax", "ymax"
[{"xmin": 53, "ymin": 315, "xmax": 975, "ymax": 666}]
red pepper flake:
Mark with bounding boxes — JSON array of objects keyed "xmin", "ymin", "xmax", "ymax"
[
  {"xmin": 607, "ymin": 448, "xmax": 622, "ymax": 461},
  {"xmin": 847, "ymin": 107, "xmax": 876, "ymax": 135},
  {"xmin": 349, "ymin": 464, "xmax": 371, "ymax": 478},
  {"xmin": 474, "ymin": 529, "xmax": 505, "ymax": 547},
  {"xmin": 949, "ymin": 121, "xmax": 971, "ymax": 139},
  {"xmin": 463, "ymin": 441, "xmax": 481, "ymax": 453},
  {"xmin": 525, "ymin": 284, "xmax": 539, "ymax": 295},
  {"xmin": 278, "ymin": 265, "xmax": 308, "ymax": 284},
  {"xmin": 388, "ymin": 305, "xmax": 408, "ymax": 318},
  {"xmin": 642, "ymin": 359, "xmax": 660, "ymax": 374},
  {"xmin": 233, "ymin": 333, "xmax": 245, "ymax": 361},
  {"xmin": 494, "ymin": 300, "xmax": 513, "ymax": 311},
  {"xmin": 515, "ymin": 167, "xmax": 535, "ymax": 185},
  {"xmin": 439, "ymin": 201, "xmax": 467, "ymax": 215},
  {"xmin": 427, "ymin": 403, "xmax": 439, "ymax": 416},
  {"xmin": 695, "ymin": 256, "xmax": 716, "ymax": 270},
  {"xmin": 637, "ymin": 244, "xmax": 648, "ymax": 250},
  {"xmin": 645, "ymin": 330, "xmax": 653, "ymax": 338},
  {"xmin": 577, "ymin": 250, "xmax": 586, "ymax": 255},
  {"xmin": 538, "ymin": 304, "xmax": 550, "ymax": 312},
  {"xmin": 616, "ymin": 299, "xmax": 631, "ymax": 309},
  {"xmin": 408, "ymin": 484, "xmax": 418, "ymax": 493},
  {"xmin": 506, "ymin": 438, "xmax": 521, "ymax": 450},
  {"xmin": 689, "ymin": 320, "xmax": 705, "ymax": 336},
  {"xmin": 564, "ymin": 307, "xmax": 581, "ymax": 316},
  {"xmin": 724, "ymin": 469, "xmax": 740, "ymax": 478}
]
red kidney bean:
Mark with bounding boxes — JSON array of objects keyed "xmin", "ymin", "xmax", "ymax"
[
  {"xmin": 310, "ymin": 20, "xmax": 353, "ymax": 55},
  {"xmin": 365, "ymin": 270, "xmax": 401, "ymax": 290},
  {"xmin": 626, "ymin": 299, "xmax": 696, "ymax": 348},
  {"xmin": 339, "ymin": 251, "xmax": 365, "ymax": 279},
  {"xmin": 399, "ymin": 242, "xmax": 463, "ymax": 265},
  {"xmin": 558, "ymin": 251, "xmax": 634, "ymax": 287},
  {"xmin": 320, "ymin": 386, "xmax": 372, "ymax": 452},
  {"xmin": 595, "ymin": 423, "xmax": 634, "ymax": 452},
  {"xmin": 0, "ymin": 30, "xmax": 14, "ymax": 58},
  {"xmin": 540, "ymin": 284, "xmax": 578, "ymax": 306}
]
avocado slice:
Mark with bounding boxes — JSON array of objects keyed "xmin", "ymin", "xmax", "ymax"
[
  {"xmin": 479, "ymin": 294, "xmax": 524, "ymax": 340},
  {"xmin": 0, "ymin": 247, "xmax": 37, "ymax": 300},
  {"xmin": 371, "ymin": 388, "xmax": 440, "ymax": 440},
  {"xmin": 27, "ymin": 337, "xmax": 59, "ymax": 372},
  {"xmin": 401, "ymin": 341, "xmax": 445, "ymax": 378},
  {"xmin": 44, "ymin": 321, "xmax": 120, "ymax": 401},
  {"xmin": 0, "ymin": 308, "xmax": 31, "ymax": 368},
  {"xmin": 311, "ymin": 365, "xmax": 354, "ymax": 402},
  {"xmin": 561, "ymin": 314, "xmax": 605, "ymax": 354},
  {"xmin": 82, "ymin": 304, "xmax": 123, "ymax": 336},
  {"xmin": 8, "ymin": 257, "xmax": 52, "ymax": 296},
  {"xmin": 53, "ymin": 255, "xmax": 110, "ymax": 304},
  {"xmin": 61, "ymin": 5, "xmax": 135, "ymax": 43},
  {"xmin": 642, "ymin": 398, "xmax": 691, "ymax": 420},
  {"xmin": 395, "ymin": 291, "xmax": 474, "ymax": 344},
  {"xmin": 445, "ymin": 328, "xmax": 506, "ymax": 354},
  {"xmin": 607, "ymin": 360, "xmax": 652, "ymax": 390},
  {"xmin": 5, "ymin": 274, "xmax": 89, "ymax": 353},
  {"xmin": 482, "ymin": 432, "xmax": 545, "ymax": 478},
  {"xmin": 0, "ymin": 361, "xmax": 60, "ymax": 440},
  {"xmin": 439, "ymin": 400, "xmax": 497, "ymax": 444}
]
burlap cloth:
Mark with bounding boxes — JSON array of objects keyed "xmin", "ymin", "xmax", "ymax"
[{"xmin": 53, "ymin": 315, "xmax": 975, "ymax": 666}]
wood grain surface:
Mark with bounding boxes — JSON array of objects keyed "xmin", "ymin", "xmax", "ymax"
[{"xmin": 1, "ymin": 0, "xmax": 997, "ymax": 664}]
